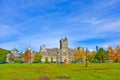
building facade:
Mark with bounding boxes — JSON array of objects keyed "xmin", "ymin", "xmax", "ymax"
[
  {"xmin": 40, "ymin": 37, "xmax": 75, "ymax": 63},
  {"xmin": 6, "ymin": 48, "xmax": 21, "ymax": 63},
  {"xmin": 6, "ymin": 37, "xmax": 75, "ymax": 63}
]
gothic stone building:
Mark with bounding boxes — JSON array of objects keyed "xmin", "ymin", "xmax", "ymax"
[
  {"xmin": 6, "ymin": 48, "xmax": 21, "ymax": 63},
  {"xmin": 40, "ymin": 37, "xmax": 75, "ymax": 63}
]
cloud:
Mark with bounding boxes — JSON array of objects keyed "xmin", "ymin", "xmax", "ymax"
[
  {"xmin": 101, "ymin": 0, "xmax": 119, "ymax": 7},
  {"xmin": 98, "ymin": 20, "xmax": 120, "ymax": 32},
  {"xmin": 94, "ymin": 0, "xmax": 119, "ymax": 9},
  {"xmin": 66, "ymin": 15, "xmax": 120, "ymax": 50},
  {"xmin": 0, "ymin": 33, "xmax": 62, "ymax": 51},
  {"xmin": 4, "ymin": 12, "xmax": 119, "ymax": 51},
  {"xmin": 0, "ymin": 25, "xmax": 22, "ymax": 38},
  {"xmin": 0, "ymin": 0, "xmax": 120, "ymax": 51}
]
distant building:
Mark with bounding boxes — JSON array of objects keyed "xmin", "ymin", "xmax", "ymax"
[
  {"xmin": 40, "ymin": 45, "xmax": 58, "ymax": 63},
  {"xmin": 6, "ymin": 48, "xmax": 21, "ymax": 63},
  {"xmin": 40, "ymin": 37, "xmax": 75, "ymax": 63},
  {"xmin": 96, "ymin": 46, "xmax": 99, "ymax": 52},
  {"xmin": 77, "ymin": 46, "xmax": 84, "ymax": 51},
  {"xmin": 11, "ymin": 48, "xmax": 21, "ymax": 57},
  {"xmin": 6, "ymin": 37, "xmax": 76, "ymax": 64}
]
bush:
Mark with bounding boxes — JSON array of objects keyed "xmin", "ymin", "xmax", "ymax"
[
  {"xmin": 0, "ymin": 60, "xmax": 8, "ymax": 64},
  {"xmin": 45, "ymin": 57, "xmax": 49, "ymax": 63},
  {"xmin": 14, "ymin": 58, "xmax": 22, "ymax": 63}
]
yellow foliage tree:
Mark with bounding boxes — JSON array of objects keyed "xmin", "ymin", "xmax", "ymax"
[{"xmin": 73, "ymin": 49, "xmax": 86, "ymax": 62}]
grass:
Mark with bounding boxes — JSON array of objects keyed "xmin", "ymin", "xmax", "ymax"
[{"xmin": 0, "ymin": 63, "xmax": 120, "ymax": 80}]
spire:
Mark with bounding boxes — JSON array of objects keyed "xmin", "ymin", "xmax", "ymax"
[
  {"xmin": 86, "ymin": 47, "xmax": 89, "ymax": 54},
  {"xmin": 28, "ymin": 44, "xmax": 31, "ymax": 50},
  {"xmin": 65, "ymin": 36, "xmax": 68, "ymax": 40}
]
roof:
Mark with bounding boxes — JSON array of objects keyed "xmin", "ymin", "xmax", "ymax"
[{"xmin": 11, "ymin": 48, "xmax": 19, "ymax": 52}]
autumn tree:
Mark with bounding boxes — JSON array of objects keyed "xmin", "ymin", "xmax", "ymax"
[
  {"xmin": 108, "ymin": 47, "xmax": 115, "ymax": 62},
  {"xmin": 23, "ymin": 49, "xmax": 32, "ymax": 64},
  {"xmin": 116, "ymin": 46, "xmax": 120, "ymax": 62},
  {"xmin": 73, "ymin": 48, "xmax": 86, "ymax": 62}
]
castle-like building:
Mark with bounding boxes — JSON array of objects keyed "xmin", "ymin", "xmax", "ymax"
[
  {"xmin": 6, "ymin": 37, "xmax": 75, "ymax": 63},
  {"xmin": 40, "ymin": 37, "xmax": 75, "ymax": 63},
  {"xmin": 6, "ymin": 48, "xmax": 21, "ymax": 63}
]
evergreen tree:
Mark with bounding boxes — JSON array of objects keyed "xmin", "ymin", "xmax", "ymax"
[
  {"xmin": 88, "ymin": 51, "xmax": 97, "ymax": 63},
  {"xmin": 45, "ymin": 57, "xmax": 49, "ymax": 63},
  {"xmin": 95, "ymin": 48, "xmax": 108, "ymax": 63},
  {"xmin": 51, "ymin": 57, "xmax": 53, "ymax": 63},
  {"xmin": 33, "ymin": 53, "xmax": 41, "ymax": 63}
]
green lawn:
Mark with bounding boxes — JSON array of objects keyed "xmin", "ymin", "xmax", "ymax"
[{"xmin": 0, "ymin": 63, "xmax": 120, "ymax": 80}]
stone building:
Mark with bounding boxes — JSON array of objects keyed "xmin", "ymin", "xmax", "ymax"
[
  {"xmin": 6, "ymin": 37, "xmax": 75, "ymax": 63},
  {"xmin": 11, "ymin": 48, "xmax": 20, "ymax": 57},
  {"xmin": 40, "ymin": 45, "xmax": 58, "ymax": 62},
  {"xmin": 40, "ymin": 37, "xmax": 75, "ymax": 63},
  {"xmin": 6, "ymin": 48, "xmax": 21, "ymax": 62}
]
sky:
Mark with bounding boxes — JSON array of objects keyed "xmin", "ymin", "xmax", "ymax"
[{"xmin": 0, "ymin": 0, "xmax": 120, "ymax": 52}]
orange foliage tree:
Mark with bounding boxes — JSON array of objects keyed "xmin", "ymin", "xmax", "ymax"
[
  {"xmin": 23, "ymin": 49, "xmax": 32, "ymax": 64},
  {"xmin": 107, "ymin": 46, "xmax": 120, "ymax": 63},
  {"xmin": 108, "ymin": 47, "xmax": 116, "ymax": 62},
  {"xmin": 116, "ymin": 46, "xmax": 120, "ymax": 62}
]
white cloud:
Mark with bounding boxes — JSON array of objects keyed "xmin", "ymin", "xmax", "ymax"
[
  {"xmin": 0, "ymin": 34, "xmax": 61, "ymax": 51},
  {"xmin": 102, "ymin": 0, "xmax": 119, "ymax": 7},
  {"xmin": 0, "ymin": 25, "xmax": 22, "ymax": 38},
  {"xmin": 0, "ymin": 0, "xmax": 120, "ymax": 51},
  {"xmin": 95, "ymin": 0, "xmax": 119, "ymax": 9},
  {"xmin": 95, "ymin": 19, "xmax": 120, "ymax": 33}
]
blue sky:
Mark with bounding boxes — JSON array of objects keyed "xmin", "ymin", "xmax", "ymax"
[{"xmin": 0, "ymin": 0, "xmax": 120, "ymax": 51}]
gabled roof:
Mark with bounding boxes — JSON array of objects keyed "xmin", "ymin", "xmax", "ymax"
[{"xmin": 11, "ymin": 48, "xmax": 19, "ymax": 52}]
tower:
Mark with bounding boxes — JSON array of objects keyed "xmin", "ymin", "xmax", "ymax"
[
  {"xmin": 40, "ymin": 45, "xmax": 48, "ymax": 62},
  {"xmin": 11, "ymin": 48, "xmax": 19, "ymax": 56},
  {"xmin": 40, "ymin": 45, "xmax": 47, "ymax": 53},
  {"xmin": 60, "ymin": 37, "xmax": 69, "ymax": 63},
  {"xmin": 96, "ymin": 46, "xmax": 99, "ymax": 52},
  {"xmin": 28, "ymin": 44, "xmax": 31, "ymax": 51}
]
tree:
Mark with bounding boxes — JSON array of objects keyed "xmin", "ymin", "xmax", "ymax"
[
  {"xmin": 88, "ymin": 51, "xmax": 97, "ymax": 63},
  {"xmin": 0, "ymin": 48, "xmax": 10, "ymax": 63},
  {"xmin": 73, "ymin": 49, "xmax": 86, "ymax": 62},
  {"xmin": 22, "ymin": 49, "xmax": 32, "ymax": 64},
  {"xmin": 116, "ymin": 46, "xmax": 120, "ymax": 62},
  {"xmin": 108, "ymin": 47, "xmax": 115, "ymax": 62},
  {"xmin": 51, "ymin": 57, "xmax": 53, "ymax": 63},
  {"xmin": 95, "ymin": 48, "xmax": 108, "ymax": 63},
  {"xmin": 33, "ymin": 53, "xmax": 41, "ymax": 63},
  {"xmin": 45, "ymin": 57, "xmax": 48, "ymax": 63},
  {"xmin": 14, "ymin": 58, "xmax": 22, "ymax": 63}
]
